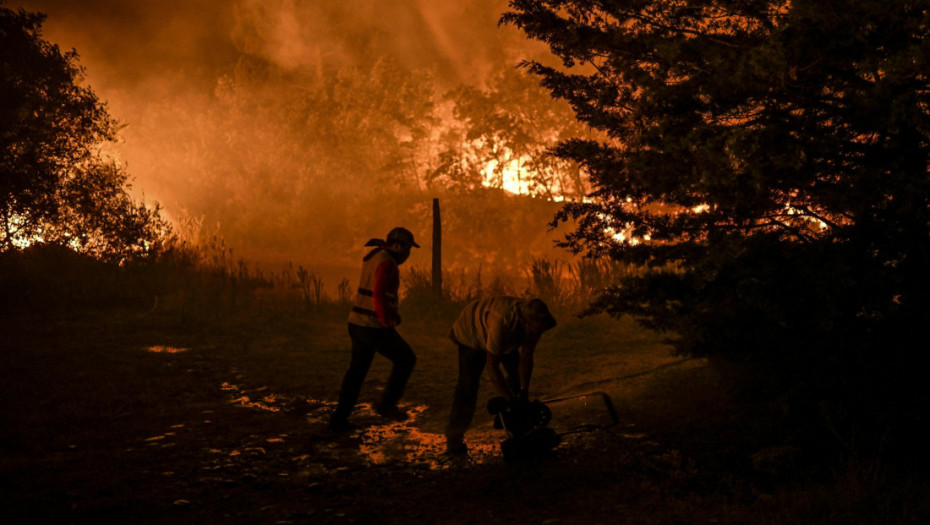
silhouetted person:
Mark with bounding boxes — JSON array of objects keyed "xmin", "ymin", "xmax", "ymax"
[
  {"xmin": 444, "ymin": 296, "xmax": 557, "ymax": 454},
  {"xmin": 329, "ymin": 227, "xmax": 419, "ymax": 433}
]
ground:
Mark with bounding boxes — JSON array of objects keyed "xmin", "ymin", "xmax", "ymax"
[{"xmin": 1, "ymin": 305, "xmax": 926, "ymax": 524}]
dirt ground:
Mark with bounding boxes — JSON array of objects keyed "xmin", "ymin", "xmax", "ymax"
[{"xmin": 1, "ymin": 306, "xmax": 925, "ymax": 524}]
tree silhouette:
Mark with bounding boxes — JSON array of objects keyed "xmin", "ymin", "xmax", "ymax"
[
  {"xmin": 504, "ymin": 1, "xmax": 930, "ymax": 426},
  {"xmin": 1, "ymin": 7, "xmax": 168, "ymax": 261}
]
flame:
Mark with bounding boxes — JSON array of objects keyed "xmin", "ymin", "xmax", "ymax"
[
  {"xmin": 481, "ymin": 157, "xmax": 533, "ymax": 195},
  {"xmin": 4, "ymin": 213, "xmax": 104, "ymax": 252},
  {"xmin": 147, "ymin": 345, "xmax": 189, "ymax": 354},
  {"xmin": 785, "ymin": 202, "xmax": 828, "ymax": 230},
  {"xmin": 4, "ymin": 214, "xmax": 41, "ymax": 249},
  {"xmin": 479, "ymin": 153, "xmax": 579, "ymax": 199},
  {"xmin": 609, "ymin": 229, "xmax": 649, "ymax": 245}
]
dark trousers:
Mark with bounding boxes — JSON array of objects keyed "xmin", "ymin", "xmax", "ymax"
[
  {"xmin": 332, "ymin": 323, "xmax": 416, "ymax": 423},
  {"xmin": 445, "ymin": 344, "xmax": 520, "ymax": 444}
]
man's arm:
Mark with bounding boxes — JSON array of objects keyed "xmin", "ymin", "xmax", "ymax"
[
  {"xmin": 518, "ymin": 333, "xmax": 540, "ymax": 400},
  {"xmin": 372, "ymin": 259, "xmax": 399, "ymax": 327},
  {"xmin": 485, "ymin": 352, "xmax": 516, "ymax": 401}
]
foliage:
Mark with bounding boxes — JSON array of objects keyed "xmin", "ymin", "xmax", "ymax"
[
  {"xmin": 134, "ymin": 55, "xmax": 580, "ymax": 269},
  {"xmin": 428, "ymin": 66, "xmax": 591, "ymax": 199},
  {"xmin": 142, "ymin": 56, "xmax": 436, "ymax": 259},
  {"xmin": 0, "ymin": 7, "xmax": 169, "ymax": 261},
  {"xmin": 503, "ymin": 1, "xmax": 930, "ymax": 431}
]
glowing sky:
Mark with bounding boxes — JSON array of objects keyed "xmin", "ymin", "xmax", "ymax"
[{"xmin": 10, "ymin": 1, "xmax": 564, "ymax": 272}]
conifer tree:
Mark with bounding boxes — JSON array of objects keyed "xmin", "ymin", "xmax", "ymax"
[{"xmin": 504, "ymin": 0, "xmax": 930, "ymax": 420}]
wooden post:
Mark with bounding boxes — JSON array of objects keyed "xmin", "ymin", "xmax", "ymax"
[{"xmin": 432, "ymin": 198, "xmax": 442, "ymax": 301}]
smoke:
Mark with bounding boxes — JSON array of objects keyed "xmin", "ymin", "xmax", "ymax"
[
  {"xmin": 228, "ymin": 0, "xmax": 533, "ymax": 84},
  {"xmin": 13, "ymin": 0, "xmax": 569, "ymax": 282},
  {"xmin": 19, "ymin": 0, "xmax": 528, "ymax": 88},
  {"xmin": 14, "ymin": 0, "xmax": 238, "ymax": 90}
]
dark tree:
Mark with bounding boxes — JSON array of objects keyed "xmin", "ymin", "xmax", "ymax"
[
  {"xmin": 1, "ymin": 7, "xmax": 168, "ymax": 261},
  {"xmin": 504, "ymin": 1, "xmax": 930, "ymax": 433}
]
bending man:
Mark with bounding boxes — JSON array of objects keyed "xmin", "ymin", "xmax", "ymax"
[{"xmin": 444, "ymin": 296, "xmax": 557, "ymax": 454}]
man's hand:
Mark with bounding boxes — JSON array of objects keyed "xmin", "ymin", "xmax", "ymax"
[{"xmin": 509, "ymin": 389, "xmax": 529, "ymax": 410}]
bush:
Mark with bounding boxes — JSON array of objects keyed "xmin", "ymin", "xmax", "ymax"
[{"xmin": 0, "ymin": 244, "xmax": 146, "ymax": 314}]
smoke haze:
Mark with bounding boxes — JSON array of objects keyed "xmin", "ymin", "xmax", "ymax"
[
  {"xmin": 16, "ymin": 0, "xmax": 535, "ymax": 96},
  {"xmin": 12, "ymin": 0, "xmax": 576, "ymax": 286}
]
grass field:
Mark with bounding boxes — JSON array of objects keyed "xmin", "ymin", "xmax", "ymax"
[{"xmin": 2, "ymin": 247, "xmax": 928, "ymax": 523}]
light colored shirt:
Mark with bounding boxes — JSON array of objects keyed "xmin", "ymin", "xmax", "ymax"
[{"xmin": 450, "ymin": 296, "xmax": 526, "ymax": 356}]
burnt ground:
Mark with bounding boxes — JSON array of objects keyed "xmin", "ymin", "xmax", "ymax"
[{"xmin": 2, "ymin": 308, "xmax": 928, "ymax": 524}]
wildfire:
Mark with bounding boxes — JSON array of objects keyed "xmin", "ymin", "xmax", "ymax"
[
  {"xmin": 481, "ymin": 157, "xmax": 533, "ymax": 195},
  {"xmin": 5, "ymin": 214, "xmax": 39, "ymax": 249},
  {"xmin": 4, "ymin": 213, "xmax": 96, "ymax": 251}
]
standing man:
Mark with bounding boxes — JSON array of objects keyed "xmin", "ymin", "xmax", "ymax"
[
  {"xmin": 444, "ymin": 296, "xmax": 557, "ymax": 454},
  {"xmin": 329, "ymin": 227, "xmax": 420, "ymax": 433}
]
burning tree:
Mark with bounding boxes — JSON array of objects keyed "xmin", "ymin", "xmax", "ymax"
[
  {"xmin": 0, "ymin": 7, "xmax": 168, "ymax": 261},
  {"xmin": 429, "ymin": 66, "xmax": 591, "ymax": 200},
  {"xmin": 504, "ymin": 0, "xmax": 930, "ymax": 436}
]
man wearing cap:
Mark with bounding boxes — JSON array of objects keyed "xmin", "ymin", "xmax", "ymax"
[
  {"xmin": 444, "ymin": 296, "xmax": 557, "ymax": 454},
  {"xmin": 329, "ymin": 227, "xmax": 420, "ymax": 432}
]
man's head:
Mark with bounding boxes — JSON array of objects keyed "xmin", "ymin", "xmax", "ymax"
[
  {"xmin": 385, "ymin": 227, "xmax": 420, "ymax": 264},
  {"xmin": 519, "ymin": 298, "xmax": 557, "ymax": 335}
]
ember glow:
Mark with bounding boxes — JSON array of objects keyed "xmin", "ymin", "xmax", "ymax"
[
  {"xmin": 352, "ymin": 403, "xmax": 499, "ymax": 469},
  {"xmin": 217, "ymin": 380, "xmax": 501, "ymax": 469},
  {"xmin": 5, "ymin": 214, "xmax": 41, "ymax": 249},
  {"xmin": 147, "ymin": 345, "xmax": 190, "ymax": 354}
]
